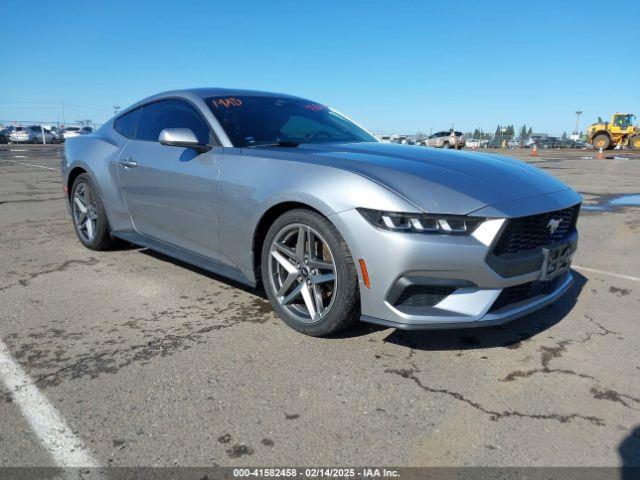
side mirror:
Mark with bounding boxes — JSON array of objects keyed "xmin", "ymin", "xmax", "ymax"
[{"xmin": 159, "ymin": 128, "xmax": 211, "ymax": 153}]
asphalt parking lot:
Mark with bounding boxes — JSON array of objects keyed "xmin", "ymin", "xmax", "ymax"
[{"xmin": 1, "ymin": 145, "xmax": 639, "ymax": 468}]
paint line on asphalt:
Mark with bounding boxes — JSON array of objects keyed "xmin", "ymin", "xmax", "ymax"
[
  {"xmin": 573, "ymin": 265, "xmax": 640, "ymax": 283},
  {"xmin": 2, "ymin": 159, "xmax": 58, "ymax": 171},
  {"xmin": 0, "ymin": 339, "xmax": 99, "ymax": 468}
]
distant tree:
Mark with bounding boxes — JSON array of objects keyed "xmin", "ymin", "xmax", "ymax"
[
  {"xmin": 562, "ymin": 131, "xmax": 567, "ymax": 140},
  {"xmin": 495, "ymin": 125, "xmax": 502, "ymax": 137},
  {"xmin": 519, "ymin": 125, "xmax": 528, "ymax": 140},
  {"xmin": 527, "ymin": 127, "xmax": 533, "ymax": 136},
  {"xmin": 415, "ymin": 131, "xmax": 427, "ymax": 142},
  {"xmin": 597, "ymin": 117, "xmax": 603, "ymax": 123}
]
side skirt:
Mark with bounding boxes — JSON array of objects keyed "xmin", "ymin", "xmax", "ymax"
[{"xmin": 111, "ymin": 230, "xmax": 255, "ymax": 287}]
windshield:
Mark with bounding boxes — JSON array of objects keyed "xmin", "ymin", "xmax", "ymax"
[
  {"xmin": 205, "ymin": 96, "xmax": 376, "ymax": 147},
  {"xmin": 614, "ymin": 114, "xmax": 633, "ymax": 128}
]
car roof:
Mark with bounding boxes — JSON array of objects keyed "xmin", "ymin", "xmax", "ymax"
[
  {"xmin": 187, "ymin": 87, "xmax": 303, "ymax": 99},
  {"xmin": 128, "ymin": 87, "xmax": 305, "ymax": 110}
]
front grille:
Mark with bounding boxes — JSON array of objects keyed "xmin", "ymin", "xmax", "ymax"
[
  {"xmin": 489, "ymin": 277, "xmax": 560, "ymax": 312},
  {"xmin": 492, "ymin": 204, "xmax": 580, "ymax": 256},
  {"xmin": 394, "ymin": 285, "xmax": 455, "ymax": 308}
]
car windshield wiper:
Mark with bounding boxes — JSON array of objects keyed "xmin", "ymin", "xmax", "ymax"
[{"xmin": 246, "ymin": 141, "xmax": 300, "ymax": 148}]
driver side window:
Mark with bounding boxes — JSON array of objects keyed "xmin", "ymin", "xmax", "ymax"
[{"xmin": 136, "ymin": 100, "xmax": 212, "ymax": 144}]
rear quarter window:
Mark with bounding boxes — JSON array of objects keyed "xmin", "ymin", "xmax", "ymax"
[{"xmin": 114, "ymin": 108, "xmax": 141, "ymax": 139}]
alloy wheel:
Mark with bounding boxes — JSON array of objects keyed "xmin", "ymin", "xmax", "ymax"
[
  {"xmin": 72, "ymin": 182, "xmax": 98, "ymax": 243},
  {"xmin": 268, "ymin": 223, "xmax": 337, "ymax": 323}
]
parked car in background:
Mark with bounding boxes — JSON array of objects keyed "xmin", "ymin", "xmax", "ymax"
[
  {"xmin": 423, "ymin": 130, "xmax": 465, "ymax": 149},
  {"xmin": 62, "ymin": 127, "xmax": 82, "ymax": 141},
  {"xmin": 47, "ymin": 126, "xmax": 62, "ymax": 141},
  {"xmin": 466, "ymin": 139, "xmax": 490, "ymax": 149},
  {"xmin": 9, "ymin": 125, "xmax": 58, "ymax": 144},
  {"xmin": 9, "ymin": 126, "xmax": 31, "ymax": 143},
  {"xmin": 541, "ymin": 136, "xmax": 562, "ymax": 149},
  {"xmin": 571, "ymin": 140, "xmax": 589, "ymax": 149},
  {"xmin": 0, "ymin": 127, "xmax": 10, "ymax": 144},
  {"xmin": 80, "ymin": 126, "xmax": 94, "ymax": 135}
]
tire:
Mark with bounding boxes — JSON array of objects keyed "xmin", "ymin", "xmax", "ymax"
[
  {"xmin": 70, "ymin": 173, "xmax": 117, "ymax": 250},
  {"xmin": 629, "ymin": 135, "xmax": 640, "ymax": 151},
  {"xmin": 592, "ymin": 133, "xmax": 611, "ymax": 150},
  {"xmin": 442, "ymin": 142, "xmax": 450, "ymax": 149},
  {"xmin": 261, "ymin": 209, "xmax": 360, "ymax": 336},
  {"xmin": 32, "ymin": 137, "xmax": 41, "ymax": 144}
]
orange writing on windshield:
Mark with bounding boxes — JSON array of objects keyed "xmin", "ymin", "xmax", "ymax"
[
  {"xmin": 212, "ymin": 97, "xmax": 243, "ymax": 108},
  {"xmin": 304, "ymin": 104, "xmax": 326, "ymax": 112}
]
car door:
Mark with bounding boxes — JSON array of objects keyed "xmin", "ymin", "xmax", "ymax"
[{"xmin": 116, "ymin": 99, "xmax": 224, "ymax": 261}]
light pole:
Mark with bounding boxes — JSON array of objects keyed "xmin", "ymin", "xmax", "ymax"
[{"xmin": 575, "ymin": 111, "xmax": 582, "ymax": 135}]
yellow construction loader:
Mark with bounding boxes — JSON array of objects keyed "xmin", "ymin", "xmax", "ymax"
[{"xmin": 586, "ymin": 113, "xmax": 640, "ymax": 150}]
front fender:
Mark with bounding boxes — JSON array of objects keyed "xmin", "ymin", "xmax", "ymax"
[{"xmin": 217, "ymin": 150, "xmax": 418, "ymax": 283}]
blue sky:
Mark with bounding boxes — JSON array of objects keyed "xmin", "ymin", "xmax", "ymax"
[{"xmin": 1, "ymin": 0, "xmax": 638, "ymax": 135}]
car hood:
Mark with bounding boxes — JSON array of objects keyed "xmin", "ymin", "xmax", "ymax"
[{"xmin": 268, "ymin": 142, "xmax": 574, "ymax": 215}]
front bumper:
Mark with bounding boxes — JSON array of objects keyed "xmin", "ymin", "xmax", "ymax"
[
  {"xmin": 361, "ymin": 272, "xmax": 573, "ymax": 330},
  {"xmin": 329, "ymin": 192, "xmax": 580, "ymax": 330}
]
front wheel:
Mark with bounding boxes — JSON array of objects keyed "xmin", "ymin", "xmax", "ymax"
[
  {"xmin": 71, "ymin": 174, "xmax": 117, "ymax": 250},
  {"xmin": 591, "ymin": 133, "xmax": 611, "ymax": 150},
  {"xmin": 261, "ymin": 209, "xmax": 360, "ymax": 336},
  {"xmin": 629, "ymin": 135, "xmax": 640, "ymax": 151}
]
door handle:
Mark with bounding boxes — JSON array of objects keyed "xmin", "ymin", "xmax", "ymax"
[{"xmin": 118, "ymin": 158, "xmax": 137, "ymax": 168}]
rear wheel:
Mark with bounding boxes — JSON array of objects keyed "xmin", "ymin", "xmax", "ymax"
[
  {"xmin": 261, "ymin": 209, "xmax": 360, "ymax": 336},
  {"xmin": 71, "ymin": 174, "xmax": 117, "ymax": 250},
  {"xmin": 629, "ymin": 135, "xmax": 640, "ymax": 151},
  {"xmin": 592, "ymin": 133, "xmax": 611, "ymax": 150}
]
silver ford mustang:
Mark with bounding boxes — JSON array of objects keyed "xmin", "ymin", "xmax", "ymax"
[{"xmin": 62, "ymin": 88, "xmax": 581, "ymax": 336}]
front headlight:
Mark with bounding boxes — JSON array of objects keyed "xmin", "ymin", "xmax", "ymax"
[{"xmin": 357, "ymin": 208, "xmax": 484, "ymax": 235}]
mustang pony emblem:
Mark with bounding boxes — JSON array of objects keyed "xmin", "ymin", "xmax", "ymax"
[{"xmin": 547, "ymin": 218, "xmax": 562, "ymax": 234}]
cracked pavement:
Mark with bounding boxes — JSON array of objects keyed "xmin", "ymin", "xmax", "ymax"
[{"xmin": 1, "ymin": 145, "xmax": 639, "ymax": 467}]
